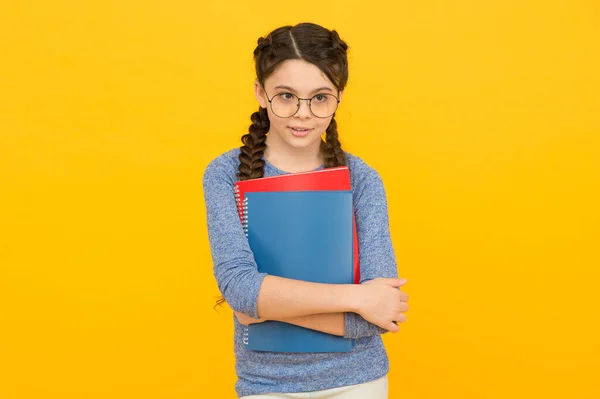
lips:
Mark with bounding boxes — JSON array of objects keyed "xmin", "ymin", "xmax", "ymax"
[{"xmin": 289, "ymin": 126, "xmax": 313, "ymax": 137}]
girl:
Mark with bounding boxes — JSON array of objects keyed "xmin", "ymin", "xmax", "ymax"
[{"xmin": 203, "ymin": 22, "xmax": 408, "ymax": 399}]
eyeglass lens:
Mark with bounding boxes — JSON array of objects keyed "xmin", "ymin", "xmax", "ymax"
[{"xmin": 270, "ymin": 93, "xmax": 338, "ymax": 118}]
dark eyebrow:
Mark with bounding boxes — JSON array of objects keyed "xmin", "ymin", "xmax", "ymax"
[{"xmin": 273, "ymin": 85, "xmax": 334, "ymax": 94}]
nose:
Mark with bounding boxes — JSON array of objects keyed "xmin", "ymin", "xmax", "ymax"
[{"xmin": 295, "ymin": 98, "xmax": 312, "ymax": 119}]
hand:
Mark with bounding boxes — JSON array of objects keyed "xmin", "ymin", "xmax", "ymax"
[
  {"xmin": 356, "ymin": 278, "xmax": 409, "ymax": 333},
  {"xmin": 234, "ymin": 311, "xmax": 266, "ymax": 326}
]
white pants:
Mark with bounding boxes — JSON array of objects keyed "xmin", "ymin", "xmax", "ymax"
[{"xmin": 240, "ymin": 374, "xmax": 388, "ymax": 399}]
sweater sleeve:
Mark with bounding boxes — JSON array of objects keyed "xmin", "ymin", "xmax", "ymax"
[
  {"xmin": 202, "ymin": 158, "xmax": 267, "ymax": 318},
  {"xmin": 343, "ymin": 165, "xmax": 400, "ymax": 339}
]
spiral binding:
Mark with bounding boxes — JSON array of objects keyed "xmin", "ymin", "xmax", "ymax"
[
  {"xmin": 242, "ymin": 327, "xmax": 249, "ymax": 345},
  {"xmin": 235, "ymin": 184, "xmax": 251, "ymax": 346},
  {"xmin": 234, "ymin": 184, "xmax": 249, "ymax": 236},
  {"xmin": 242, "ymin": 197, "xmax": 249, "ymax": 237},
  {"xmin": 234, "ymin": 184, "xmax": 243, "ymax": 219}
]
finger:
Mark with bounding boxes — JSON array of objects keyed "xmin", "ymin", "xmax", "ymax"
[
  {"xmin": 399, "ymin": 302, "xmax": 409, "ymax": 312},
  {"xmin": 396, "ymin": 314, "xmax": 407, "ymax": 323},
  {"xmin": 387, "ymin": 278, "xmax": 407, "ymax": 287},
  {"xmin": 387, "ymin": 322, "xmax": 400, "ymax": 333}
]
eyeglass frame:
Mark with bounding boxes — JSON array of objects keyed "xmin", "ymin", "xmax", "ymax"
[{"xmin": 262, "ymin": 87, "xmax": 341, "ymax": 119}]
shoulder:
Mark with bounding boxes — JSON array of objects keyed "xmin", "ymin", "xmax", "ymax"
[
  {"xmin": 345, "ymin": 152, "xmax": 384, "ymax": 189},
  {"xmin": 202, "ymin": 148, "xmax": 241, "ymax": 187},
  {"xmin": 345, "ymin": 152, "xmax": 388, "ymax": 208}
]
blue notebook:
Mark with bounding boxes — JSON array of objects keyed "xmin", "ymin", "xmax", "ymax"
[{"xmin": 242, "ymin": 190, "xmax": 355, "ymax": 352}]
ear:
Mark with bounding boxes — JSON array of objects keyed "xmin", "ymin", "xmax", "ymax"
[
  {"xmin": 338, "ymin": 90, "xmax": 344, "ymax": 103},
  {"xmin": 254, "ymin": 81, "xmax": 268, "ymax": 108}
]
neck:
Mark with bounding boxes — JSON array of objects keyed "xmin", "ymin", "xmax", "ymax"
[{"xmin": 264, "ymin": 133, "xmax": 324, "ymax": 174}]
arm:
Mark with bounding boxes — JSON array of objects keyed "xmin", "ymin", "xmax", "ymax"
[
  {"xmin": 279, "ymin": 282, "xmax": 408, "ymax": 337},
  {"xmin": 236, "ymin": 311, "xmax": 346, "ymax": 336},
  {"xmin": 342, "ymin": 164, "xmax": 404, "ymax": 339},
  {"xmin": 238, "ymin": 282, "xmax": 408, "ymax": 337},
  {"xmin": 203, "ymin": 156, "xmax": 405, "ymax": 329},
  {"xmin": 203, "ymin": 159, "xmax": 267, "ymax": 318},
  {"xmin": 256, "ymin": 275, "xmax": 362, "ymax": 320}
]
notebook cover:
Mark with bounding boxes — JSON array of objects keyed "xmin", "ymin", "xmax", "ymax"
[
  {"xmin": 235, "ymin": 166, "xmax": 360, "ymax": 284},
  {"xmin": 242, "ymin": 191, "xmax": 355, "ymax": 353}
]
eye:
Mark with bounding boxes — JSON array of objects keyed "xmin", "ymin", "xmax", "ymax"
[
  {"xmin": 313, "ymin": 94, "xmax": 328, "ymax": 102},
  {"xmin": 277, "ymin": 92, "xmax": 296, "ymax": 101}
]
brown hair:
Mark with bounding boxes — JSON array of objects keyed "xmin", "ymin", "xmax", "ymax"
[{"xmin": 216, "ymin": 22, "xmax": 350, "ymax": 309}]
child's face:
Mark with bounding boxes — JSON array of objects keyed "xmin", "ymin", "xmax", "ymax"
[{"xmin": 254, "ymin": 59, "xmax": 342, "ymax": 155}]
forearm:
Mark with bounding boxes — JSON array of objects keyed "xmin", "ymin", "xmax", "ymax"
[
  {"xmin": 276, "ymin": 313, "xmax": 346, "ymax": 336},
  {"xmin": 278, "ymin": 312, "xmax": 388, "ymax": 338},
  {"xmin": 256, "ymin": 275, "xmax": 359, "ymax": 320}
]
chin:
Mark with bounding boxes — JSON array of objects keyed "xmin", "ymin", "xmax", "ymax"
[{"xmin": 285, "ymin": 136, "xmax": 322, "ymax": 150}]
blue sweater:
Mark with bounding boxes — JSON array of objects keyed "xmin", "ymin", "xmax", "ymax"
[{"xmin": 202, "ymin": 148, "xmax": 399, "ymax": 397}]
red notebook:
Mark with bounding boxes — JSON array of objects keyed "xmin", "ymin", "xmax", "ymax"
[{"xmin": 234, "ymin": 166, "xmax": 360, "ymax": 284}]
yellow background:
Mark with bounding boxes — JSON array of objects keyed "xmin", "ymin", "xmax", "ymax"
[{"xmin": 1, "ymin": 1, "xmax": 599, "ymax": 398}]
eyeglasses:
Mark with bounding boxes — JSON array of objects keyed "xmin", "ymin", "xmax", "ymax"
[{"xmin": 263, "ymin": 88, "xmax": 340, "ymax": 118}]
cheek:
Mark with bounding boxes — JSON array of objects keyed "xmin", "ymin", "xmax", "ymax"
[
  {"xmin": 265, "ymin": 109, "xmax": 282, "ymax": 127},
  {"xmin": 318, "ymin": 118, "xmax": 334, "ymax": 134},
  {"xmin": 269, "ymin": 117, "xmax": 287, "ymax": 130}
]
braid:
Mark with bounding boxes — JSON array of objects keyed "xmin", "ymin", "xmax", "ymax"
[
  {"xmin": 238, "ymin": 107, "xmax": 269, "ymax": 181},
  {"xmin": 215, "ymin": 107, "xmax": 270, "ymax": 309},
  {"xmin": 320, "ymin": 115, "xmax": 347, "ymax": 168}
]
